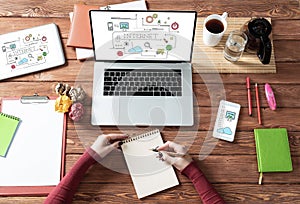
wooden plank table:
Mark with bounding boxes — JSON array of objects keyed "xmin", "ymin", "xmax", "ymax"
[{"xmin": 0, "ymin": 0, "xmax": 300, "ymax": 203}]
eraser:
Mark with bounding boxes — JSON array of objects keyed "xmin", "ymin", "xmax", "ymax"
[{"xmin": 265, "ymin": 83, "xmax": 277, "ymax": 110}]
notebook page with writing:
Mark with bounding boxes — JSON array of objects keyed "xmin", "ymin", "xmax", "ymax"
[
  {"xmin": 121, "ymin": 129, "xmax": 179, "ymax": 199},
  {"xmin": 0, "ymin": 99, "xmax": 64, "ymax": 186}
]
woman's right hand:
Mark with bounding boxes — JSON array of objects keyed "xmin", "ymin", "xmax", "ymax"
[{"xmin": 157, "ymin": 141, "xmax": 193, "ymax": 171}]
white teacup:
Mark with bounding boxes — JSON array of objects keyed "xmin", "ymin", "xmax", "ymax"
[{"xmin": 203, "ymin": 12, "xmax": 228, "ymax": 46}]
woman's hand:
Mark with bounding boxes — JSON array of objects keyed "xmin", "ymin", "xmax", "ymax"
[
  {"xmin": 91, "ymin": 134, "xmax": 128, "ymax": 158},
  {"xmin": 157, "ymin": 141, "xmax": 193, "ymax": 171}
]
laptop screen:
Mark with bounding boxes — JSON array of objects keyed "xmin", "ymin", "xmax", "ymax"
[{"xmin": 90, "ymin": 10, "xmax": 197, "ymax": 62}]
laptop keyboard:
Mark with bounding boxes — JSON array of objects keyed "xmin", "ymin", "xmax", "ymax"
[{"xmin": 103, "ymin": 69, "xmax": 182, "ymax": 96}]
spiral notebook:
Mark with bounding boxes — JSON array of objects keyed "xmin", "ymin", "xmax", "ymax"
[
  {"xmin": 121, "ymin": 129, "xmax": 179, "ymax": 199},
  {"xmin": 0, "ymin": 112, "xmax": 20, "ymax": 157}
]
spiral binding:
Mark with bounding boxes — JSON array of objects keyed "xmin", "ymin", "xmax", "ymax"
[
  {"xmin": 0, "ymin": 112, "xmax": 20, "ymax": 121},
  {"xmin": 122, "ymin": 129, "xmax": 160, "ymax": 144}
]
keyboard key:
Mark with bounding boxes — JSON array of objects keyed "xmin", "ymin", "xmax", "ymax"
[
  {"xmin": 134, "ymin": 92, "xmax": 153, "ymax": 96},
  {"xmin": 127, "ymin": 92, "xmax": 135, "ymax": 96},
  {"xmin": 104, "ymin": 77, "xmax": 111, "ymax": 81},
  {"xmin": 171, "ymin": 87, "xmax": 182, "ymax": 91},
  {"xmin": 104, "ymin": 81, "xmax": 113, "ymax": 86}
]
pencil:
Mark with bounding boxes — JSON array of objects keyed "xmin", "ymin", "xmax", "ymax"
[
  {"xmin": 255, "ymin": 83, "xmax": 262, "ymax": 125},
  {"xmin": 246, "ymin": 77, "xmax": 252, "ymax": 116}
]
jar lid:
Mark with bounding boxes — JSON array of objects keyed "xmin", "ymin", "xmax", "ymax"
[{"xmin": 248, "ymin": 18, "xmax": 272, "ymax": 38}]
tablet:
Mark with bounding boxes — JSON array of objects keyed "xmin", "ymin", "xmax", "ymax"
[{"xmin": 0, "ymin": 23, "xmax": 65, "ymax": 80}]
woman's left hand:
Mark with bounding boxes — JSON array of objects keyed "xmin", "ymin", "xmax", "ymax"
[{"xmin": 91, "ymin": 134, "xmax": 128, "ymax": 158}]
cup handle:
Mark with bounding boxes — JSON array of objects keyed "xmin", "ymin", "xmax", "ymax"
[{"xmin": 221, "ymin": 12, "xmax": 228, "ymax": 19}]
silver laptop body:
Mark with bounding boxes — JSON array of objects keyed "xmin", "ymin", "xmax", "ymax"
[{"xmin": 90, "ymin": 10, "xmax": 197, "ymax": 126}]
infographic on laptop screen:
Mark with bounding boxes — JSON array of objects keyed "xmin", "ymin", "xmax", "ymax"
[{"xmin": 90, "ymin": 11, "xmax": 196, "ymax": 61}]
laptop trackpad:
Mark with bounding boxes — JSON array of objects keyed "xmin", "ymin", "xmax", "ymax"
[{"xmin": 119, "ymin": 98, "xmax": 166, "ymax": 125}]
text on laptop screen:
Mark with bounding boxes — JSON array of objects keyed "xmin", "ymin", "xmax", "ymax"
[{"xmin": 90, "ymin": 11, "xmax": 197, "ymax": 62}]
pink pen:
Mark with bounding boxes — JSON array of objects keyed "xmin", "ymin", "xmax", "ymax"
[{"xmin": 265, "ymin": 83, "xmax": 277, "ymax": 110}]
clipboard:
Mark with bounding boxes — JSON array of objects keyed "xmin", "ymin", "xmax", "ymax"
[{"xmin": 0, "ymin": 94, "xmax": 66, "ymax": 196}]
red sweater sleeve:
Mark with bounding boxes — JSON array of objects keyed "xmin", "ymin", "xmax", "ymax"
[
  {"xmin": 44, "ymin": 147, "xmax": 100, "ymax": 204},
  {"xmin": 181, "ymin": 161, "xmax": 225, "ymax": 204}
]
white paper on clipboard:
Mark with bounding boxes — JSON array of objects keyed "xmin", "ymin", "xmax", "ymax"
[{"xmin": 0, "ymin": 97, "xmax": 65, "ymax": 187}]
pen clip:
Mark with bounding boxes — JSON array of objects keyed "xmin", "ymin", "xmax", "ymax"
[
  {"xmin": 20, "ymin": 93, "xmax": 49, "ymax": 104},
  {"xmin": 246, "ymin": 77, "xmax": 251, "ymax": 89}
]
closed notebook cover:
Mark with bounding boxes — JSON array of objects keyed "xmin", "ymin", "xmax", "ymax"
[
  {"xmin": 67, "ymin": 4, "xmax": 99, "ymax": 48},
  {"xmin": 254, "ymin": 128, "xmax": 293, "ymax": 173},
  {"xmin": 0, "ymin": 113, "xmax": 20, "ymax": 157}
]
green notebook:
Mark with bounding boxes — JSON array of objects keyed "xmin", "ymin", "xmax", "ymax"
[
  {"xmin": 254, "ymin": 128, "xmax": 293, "ymax": 177},
  {"xmin": 0, "ymin": 112, "xmax": 20, "ymax": 157}
]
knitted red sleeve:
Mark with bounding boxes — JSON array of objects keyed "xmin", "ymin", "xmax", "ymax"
[
  {"xmin": 44, "ymin": 147, "xmax": 100, "ymax": 204},
  {"xmin": 181, "ymin": 161, "xmax": 225, "ymax": 204}
]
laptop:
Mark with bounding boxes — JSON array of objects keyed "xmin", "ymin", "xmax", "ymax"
[{"xmin": 90, "ymin": 10, "xmax": 197, "ymax": 126}]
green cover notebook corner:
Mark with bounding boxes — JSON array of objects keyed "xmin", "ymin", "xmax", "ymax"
[
  {"xmin": 0, "ymin": 112, "xmax": 20, "ymax": 157},
  {"xmin": 254, "ymin": 128, "xmax": 293, "ymax": 173}
]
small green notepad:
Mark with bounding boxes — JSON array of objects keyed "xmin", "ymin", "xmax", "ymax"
[
  {"xmin": 0, "ymin": 112, "xmax": 20, "ymax": 157},
  {"xmin": 254, "ymin": 128, "xmax": 293, "ymax": 173}
]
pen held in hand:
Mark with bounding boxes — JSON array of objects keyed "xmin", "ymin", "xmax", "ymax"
[
  {"xmin": 164, "ymin": 151, "xmax": 186, "ymax": 157},
  {"xmin": 150, "ymin": 148, "xmax": 185, "ymax": 157}
]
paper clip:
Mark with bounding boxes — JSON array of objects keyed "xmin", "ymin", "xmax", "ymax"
[{"xmin": 20, "ymin": 93, "xmax": 49, "ymax": 104}]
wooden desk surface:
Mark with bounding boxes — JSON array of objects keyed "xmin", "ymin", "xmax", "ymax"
[{"xmin": 1, "ymin": 0, "xmax": 300, "ymax": 203}]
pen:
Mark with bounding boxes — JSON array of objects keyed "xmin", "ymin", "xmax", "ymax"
[
  {"xmin": 255, "ymin": 83, "xmax": 262, "ymax": 125},
  {"xmin": 150, "ymin": 147, "xmax": 185, "ymax": 157},
  {"xmin": 246, "ymin": 77, "xmax": 252, "ymax": 116},
  {"xmin": 162, "ymin": 152, "xmax": 186, "ymax": 157}
]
